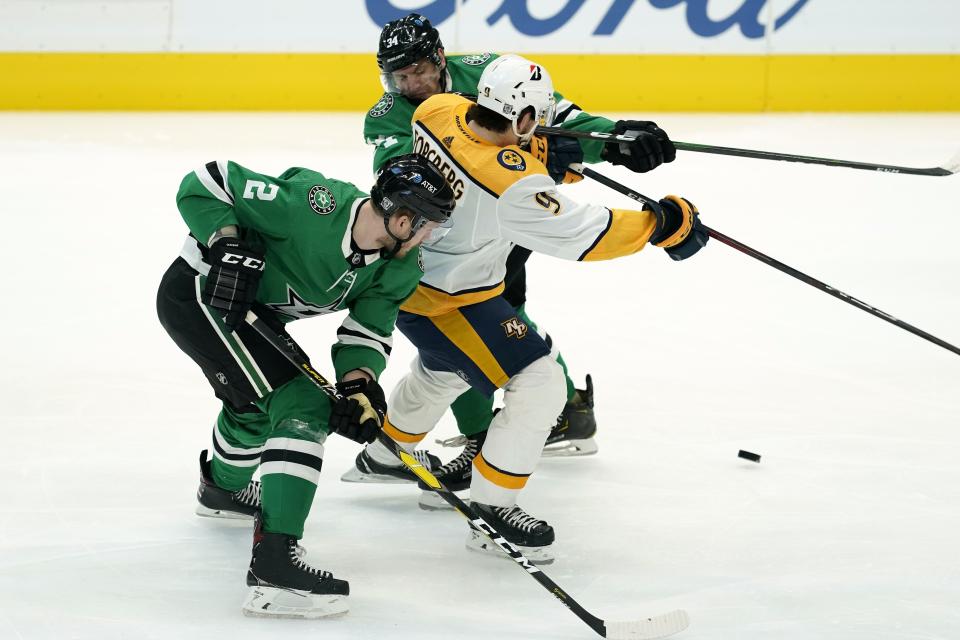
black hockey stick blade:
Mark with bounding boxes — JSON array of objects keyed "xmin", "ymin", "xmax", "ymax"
[
  {"xmin": 536, "ymin": 125, "xmax": 960, "ymax": 177},
  {"xmin": 574, "ymin": 166, "xmax": 960, "ymax": 359},
  {"xmin": 244, "ymin": 310, "xmax": 691, "ymax": 640}
]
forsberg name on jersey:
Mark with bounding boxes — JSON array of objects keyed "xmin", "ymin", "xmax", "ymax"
[{"xmin": 412, "ymin": 131, "xmax": 465, "ymax": 200}]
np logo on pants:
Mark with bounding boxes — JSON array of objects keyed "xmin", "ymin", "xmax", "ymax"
[{"xmin": 501, "ymin": 317, "xmax": 528, "ymax": 339}]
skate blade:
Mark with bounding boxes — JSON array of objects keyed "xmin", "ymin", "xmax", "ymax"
[
  {"xmin": 241, "ymin": 586, "xmax": 349, "ymax": 619},
  {"xmin": 542, "ymin": 437, "xmax": 598, "ymax": 458},
  {"xmin": 417, "ymin": 490, "xmax": 467, "ymax": 511},
  {"xmin": 465, "ymin": 531, "xmax": 555, "ymax": 565},
  {"xmin": 195, "ymin": 505, "xmax": 255, "ymax": 520},
  {"xmin": 339, "ymin": 467, "xmax": 414, "ymax": 484}
]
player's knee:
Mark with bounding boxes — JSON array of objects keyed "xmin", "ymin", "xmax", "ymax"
[
  {"xmin": 504, "ymin": 355, "xmax": 567, "ymax": 429},
  {"xmin": 274, "ymin": 417, "xmax": 328, "ymax": 444},
  {"xmin": 524, "ymin": 354, "xmax": 566, "ymax": 398}
]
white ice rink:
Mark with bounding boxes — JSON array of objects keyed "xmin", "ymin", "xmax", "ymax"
[{"xmin": 1, "ymin": 111, "xmax": 958, "ymax": 640}]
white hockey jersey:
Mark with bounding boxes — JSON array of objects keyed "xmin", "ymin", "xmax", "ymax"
[{"xmin": 401, "ymin": 93, "xmax": 658, "ymax": 317}]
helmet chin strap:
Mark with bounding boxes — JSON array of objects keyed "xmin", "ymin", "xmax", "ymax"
[{"xmin": 381, "ymin": 214, "xmax": 415, "ymax": 259}]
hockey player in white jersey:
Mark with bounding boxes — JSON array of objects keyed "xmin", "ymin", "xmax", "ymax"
[{"xmin": 358, "ymin": 54, "xmax": 709, "ymax": 562}]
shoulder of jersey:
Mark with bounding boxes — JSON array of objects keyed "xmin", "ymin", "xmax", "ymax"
[
  {"xmin": 448, "ymin": 52, "xmax": 498, "ymax": 69},
  {"xmin": 470, "ymin": 145, "xmax": 549, "ymax": 196},
  {"xmin": 277, "ymin": 169, "xmax": 365, "ymax": 217},
  {"xmin": 413, "ymin": 92, "xmax": 469, "ymax": 122},
  {"xmin": 366, "ymin": 92, "xmax": 411, "ymax": 120}
]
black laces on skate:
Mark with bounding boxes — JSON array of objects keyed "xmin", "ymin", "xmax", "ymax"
[
  {"xmin": 286, "ymin": 540, "xmax": 332, "ymax": 579},
  {"xmin": 232, "ymin": 480, "xmax": 261, "ymax": 508},
  {"xmin": 495, "ymin": 505, "xmax": 547, "ymax": 533}
]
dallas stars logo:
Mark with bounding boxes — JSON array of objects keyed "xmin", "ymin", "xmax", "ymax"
[
  {"xmin": 461, "ymin": 53, "xmax": 491, "ymax": 66},
  {"xmin": 369, "ymin": 93, "xmax": 394, "ymax": 118},
  {"xmin": 308, "ymin": 185, "xmax": 337, "ymax": 215},
  {"xmin": 268, "ymin": 284, "xmax": 352, "ymax": 319}
]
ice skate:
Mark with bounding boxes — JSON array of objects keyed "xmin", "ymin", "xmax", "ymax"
[
  {"xmin": 242, "ymin": 524, "xmax": 349, "ymax": 619},
  {"xmin": 195, "ymin": 450, "xmax": 260, "ymax": 520},
  {"xmin": 340, "ymin": 447, "xmax": 440, "ymax": 484},
  {"xmin": 417, "ymin": 431, "xmax": 485, "ymax": 511},
  {"xmin": 543, "ymin": 374, "xmax": 598, "ymax": 457},
  {"xmin": 466, "ymin": 502, "xmax": 555, "ymax": 565}
]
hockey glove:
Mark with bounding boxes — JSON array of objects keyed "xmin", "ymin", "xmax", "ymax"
[
  {"xmin": 529, "ymin": 134, "xmax": 584, "ymax": 184},
  {"xmin": 201, "ymin": 237, "xmax": 265, "ymax": 331},
  {"xmin": 602, "ymin": 120, "xmax": 676, "ymax": 173},
  {"xmin": 647, "ymin": 195, "xmax": 709, "ymax": 261},
  {"xmin": 330, "ymin": 378, "xmax": 387, "ymax": 444}
]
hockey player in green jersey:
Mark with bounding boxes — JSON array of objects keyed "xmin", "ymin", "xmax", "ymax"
[
  {"xmin": 156, "ymin": 154, "xmax": 455, "ymax": 619},
  {"xmin": 349, "ymin": 13, "xmax": 677, "ymax": 501}
]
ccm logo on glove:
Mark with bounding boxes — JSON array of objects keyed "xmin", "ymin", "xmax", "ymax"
[{"xmin": 220, "ymin": 252, "xmax": 265, "ymax": 270}]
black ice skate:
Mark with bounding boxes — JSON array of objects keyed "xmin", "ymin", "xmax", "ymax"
[
  {"xmin": 242, "ymin": 523, "xmax": 350, "ymax": 619},
  {"xmin": 339, "ymin": 447, "xmax": 439, "ymax": 484},
  {"xmin": 544, "ymin": 374, "xmax": 599, "ymax": 457},
  {"xmin": 466, "ymin": 502, "xmax": 555, "ymax": 565},
  {"xmin": 417, "ymin": 431, "xmax": 486, "ymax": 511},
  {"xmin": 195, "ymin": 450, "xmax": 260, "ymax": 520}
]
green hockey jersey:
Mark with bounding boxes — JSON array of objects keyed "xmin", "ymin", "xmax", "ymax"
[
  {"xmin": 176, "ymin": 160, "xmax": 424, "ymax": 380},
  {"xmin": 363, "ymin": 52, "xmax": 616, "ymax": 172}
]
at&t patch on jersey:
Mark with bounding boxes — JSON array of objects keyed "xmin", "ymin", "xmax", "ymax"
[
  {"xmin": 497, "ymin": 149, "xmax": 526, "ymax": 172},
  {"xmin": 461, "ymin": 53, "xmax": 492, "ymax": 66},
  {"xmin": 308, "ymin": 185, "xmax": 337, "ymax": 215},
  {"xmin": 368, "ymin": 94, "xmax": 395, "ymax": 118}
]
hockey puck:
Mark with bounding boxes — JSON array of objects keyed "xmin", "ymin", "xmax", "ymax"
[{"xmin": 738, "ymin": 449, "xmax": 761, "ymax": 463}]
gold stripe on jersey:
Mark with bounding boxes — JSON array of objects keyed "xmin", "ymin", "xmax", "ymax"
[
  {"xmin": 473, "ymin": 452, "xmax": 530, "ymax": 490},
  {"xmin": 401, "ymin": 281, "xmax": 505, "ymax": 317},
  {"xmin": 580, "ymin": 208, "xmax": 658, "ymax": 261},
  {"xmin": 428, "ymin": 310, "xmax": 510, "ymax": 389},
  {"xmin": 383, "ymin": 417, "xmax": 427, "ymax": 444}
]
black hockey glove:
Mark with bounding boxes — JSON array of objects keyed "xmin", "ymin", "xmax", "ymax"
[
  {"xmin": 330, "ymin": 378, "xmax": 387, "ymax": 444},
  {"xmin": 544, "ymin": 135, "xmax": 584, "ymax": 184},
  {"xmin": 529, "ymin": 134, "xmax": 584, "ymax": 184},
  {"xmin": 602, "ymin": 120, "xmax": 676, "ymax": 173},
  {"xmin": 201, "ymin": 237, "xmax": 266, "ymax": 332},
  {"xmin": 647, "ymin": 195, "xmax": 709, "ymax": 261}
]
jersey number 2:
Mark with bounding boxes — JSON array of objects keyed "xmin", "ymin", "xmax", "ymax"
[{"xmin": 243, "ymin": 180, "xmax": 279, "ymax": 201}]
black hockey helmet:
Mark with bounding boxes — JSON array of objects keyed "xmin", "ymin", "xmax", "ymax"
[
  {"xmin": 370, "ymin": 154, "xmax": 456, "ymax": 254},
  {"xmin": 377, "ymin": 13, "xmax": 445, "ymax": 73}
]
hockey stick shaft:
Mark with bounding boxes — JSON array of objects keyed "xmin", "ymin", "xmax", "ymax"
[
  {"xmin": 536, "ymin": 125, "xmax": 959, "ymax": 176},
  {"xmin": 576, "ymin": 166, "xmax": 960, "ymax": 358},
  {"xmin": 244, "ymin": 310, "xmax": 685, "ymax": 639}
]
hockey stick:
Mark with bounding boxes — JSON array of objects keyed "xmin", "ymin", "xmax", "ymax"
[
  {"xmin": 573, "ymin": 165, "xmax": 960, "ymax": 358},
  {"xmin": 244, "ymin": 309, "xmax": 690, "ymax": 640},
  {"xmin": 536, "ymin": 125, "xmax": 960, "ymax": 177}
]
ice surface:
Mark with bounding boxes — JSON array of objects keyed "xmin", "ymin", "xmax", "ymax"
[{"xmin": 1, "ymin": 112, "xmax": 958, "ymax": 640}]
